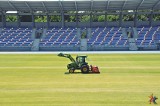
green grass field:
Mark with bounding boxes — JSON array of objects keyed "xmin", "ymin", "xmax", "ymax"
[{"xmin": 0, "ymin": 54, "xmax": 160, "ymax": 106}]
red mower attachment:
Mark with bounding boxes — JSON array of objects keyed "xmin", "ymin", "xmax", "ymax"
[{"xmin": 90, "ymin": 65, "xmax": 100, "ymax": 73}]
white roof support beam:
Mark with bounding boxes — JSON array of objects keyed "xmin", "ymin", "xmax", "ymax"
[
  {"xmin": 136, "ymin": 0, "xmax": 145, "ymax": 10},
  {"xmin": 74, "ymin": 1, "xmax": 78, "ymax": 11},
  {"xmin": 90, "ymin": 0, "xmax": 93, "ymax": 11},
  {"xmin": 0, "ymin": 7, "xmax": 3, "ymax": 12},
  {"xmin": 105, "ymin": 0, "xmax": 110, "ymax": 11},
  {"xmin": 25, "ymin": 2, "xmax": 32, "ymax": 12},
  {"xmin": 121, "ymin": 0, "xmax": 127, "ymax": 10},
  {"xmin": 0, "ymin": 8, "xmax": 6, "ymax": 15},
  {"xmin": 152, "ymin": 0, "xmax": 160, "ymax": 10},
  {"xmin": 41, "ymin": 2, "xmax": 47, "ymax": 12},
  {"xmin": 58, "ymin": 0, "xmax": 63, "ymax": 12},
  {"xmin": 8, "ymin": 1, "xmax": 17, "ymax": 11}
]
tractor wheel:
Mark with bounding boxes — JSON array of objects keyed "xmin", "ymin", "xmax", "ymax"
[
  {"xmin": 81, "ymin": 65, "xmax": 89, "ymax": 73},
  {"xmin": 69, "ymin": 69, "xmax": 75, "ymax": 73}
]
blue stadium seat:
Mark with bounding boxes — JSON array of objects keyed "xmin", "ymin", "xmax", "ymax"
[
  {"xmin": 136, "ymin": 26, "xmax": 159, "ymax": 46},
  {"xmin": 87, "ymin": 27, "xmax": 129, "ymax": 46},
  {"xmin": 40, "ymin": 28, "xmax": 79, "ymax": 47},
  {"xmin": 0, "ymin": 27, "xmax": 33, "ymax": 47}
]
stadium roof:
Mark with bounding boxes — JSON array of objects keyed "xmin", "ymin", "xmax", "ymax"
[{"xmin": 0, "ymin": 0, "xmax": 160, "ymax": 12}]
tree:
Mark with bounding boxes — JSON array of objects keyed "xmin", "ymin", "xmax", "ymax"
[
  {"xmin": 81, "ymin": 15, "xmax": 90, "ymax": 22},
  {"xmin": 92, "ymin": 15, "xmax": 98, "ymax": 22},
  {"xmin": 138, "ymin": 14, "xmax": 149, "ymax": 21},
  {"xmin": 69, "ymin": 15, "xmax": 76, "ymax": 22},
  {"xmin": 98, "ymin": 15, "xmax": 105, "ymax": 22},
  {"xmin": 153, "ymin": 14, "xmax": 160, "ymax": 21},
  {"xmin": 50, "ymin": 15, "xmax": 61, "ymax": 22},
  {"xmin": 6, "ymin": 15, "xmax": 17, "ymax": 22},
  {"xmin": 35, "ymin": 16, "xmax": 47, "ymax": 22},
  {"xmin": 123, "ymin": 15, "xmax": 134, "ymax": 21},
  {"xmin": 64, "ymin": 15, "xmax": 76, "ymax": 22},
  {"xmin": 107, "ymin": 15, "xmax": 119, "ymax": 21}
]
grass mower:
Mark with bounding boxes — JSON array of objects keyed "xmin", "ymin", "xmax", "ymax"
[{"xmin": 58, "ymin": 53, "xmax": 100, "ymax": 74}]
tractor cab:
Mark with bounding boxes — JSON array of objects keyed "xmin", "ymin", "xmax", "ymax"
[{"xmin": 76, "ymin": 56, "xmax": 88, "ymax": 67}]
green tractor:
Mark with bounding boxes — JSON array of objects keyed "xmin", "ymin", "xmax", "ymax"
[{"xmin": 58, "ymin": 53, "xmax": 100, "ymax": 74}]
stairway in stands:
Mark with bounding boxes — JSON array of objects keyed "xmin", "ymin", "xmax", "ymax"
[{"xmin": 125, "ymin": 27, "xmax": 138, "ymax": 50}]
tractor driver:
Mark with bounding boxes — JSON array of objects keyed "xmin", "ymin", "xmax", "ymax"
[{"xmin": 76, "ymin": 56, "xmax": 85, "ymax": 65}]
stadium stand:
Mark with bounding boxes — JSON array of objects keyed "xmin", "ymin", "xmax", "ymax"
[
  {"xmin": 0, "ymin": 28, "xmax": 33, "ymax": 47},
  {"xmin": 135, "ymin": 26, "xmax": 160, "ymax": 47},
  {"xmin": 88, "ymin": 27, "xmax": 129, "ymax": 47},
  {"xmin": 40, "ymin": 28, "xmax": 79, "ymax": 47},
  {"xmin": 39, "ymin": 28, "xmax": 80, "ymax": 51},
  {"xmin": 0, "ymin": 0, "xmax": 160, "ymax": 51},
  {"xmin": 0, "ymin": 26, "xmax": 160, "ymax": 51}
]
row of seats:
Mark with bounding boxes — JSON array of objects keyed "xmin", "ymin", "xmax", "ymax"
[
  {"xmin": 0, "ymin": 28, "xmax": 33, "ymax": 47},
  {"xmin": 88, "ymin": 27, "xmax": 128, "ymax": 46},
  {"xmin": 0, "ymin": 27, "xmax": 159, "ymax": 47},
  {"xmin": 40, "ymin": 28, "xmax": 80, "ymax": 46},
  {"xmin": 136, "ymin": 26, "xmax": 160, "ymax": 47},
  {"xmin": 40, "ymin": 27, "xmax": 129, "ymax": 47}
]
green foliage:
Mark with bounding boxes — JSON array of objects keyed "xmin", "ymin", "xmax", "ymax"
[
  {"xmin": 65, "ymin": 15, "xmax": 76, "ymax": 22},
  {"xmin": 50, "ymin": 15, "xmax": 61, "ymax": 22},
  {"xmin": 153, "ymin": 14, "xmax": 160, "ymax": 21},
  {"xmin": 34, "ymin": 16, "xmax": 47, "ymax": 22},
  {"xmin": 107, "ymin": 15, "xmax": 119, "ymax": 21},
  {"xmin": 4, "ymin": 13, "xmax": 160, "ymax": 22},
  {"xmin": 138, "ymin": 14, "xmax": 149, "ymax": 21},
  {"xmin": 98, "ymin": 15, "xmax": 105, "ymax": 22},
  {"xmin": 69, "ymin": 15, "xmax": 76, "ymax": 22},
  {"xmin": 80, "ymin": 15, "xmax": 90, "ymax": 22},
  {"xmin": 6, "ymin": 15, "xmax": 17, "ymax": 22},
  {"xmin": 93, "ymin": 15, "xmax": 105, "ymax": 22},
  {"xmin": 92, "ymin": 15, "xmax": 98, "ymax": 22},
  {"xmin": 81, "ymin": 31, "xmax": 87, "ymax": 39},
  {"xmin": 123, "ymin": 15, "xmax": 134, "ymax": 21}
]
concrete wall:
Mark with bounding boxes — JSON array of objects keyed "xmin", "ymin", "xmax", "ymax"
[
  {"xmin": 65, "ymin": 22, "xmax": 76, "ymax": 27},
  {"xmin": 92, "ymin": 22, "xmax": 106, "ymax": 27},
  {"xmin": 137, "ymin": 21, "xmax": 150, "ymax": 27},
  {"xmin": 0, "ymin": 47, "xmax": 31, "ymax": 51},
  {"xmin": 107, "ymin": 22, "xmax": 119, "ymax": 27},
  {"xmin": 39, "ymin": 46, "xmax": 80, "ymax": 51},
  {"xmin": 50, "ymin": 22, "xmax": 62, "ymax": 28},
  {"xmin": 21, "ymin": 22, "xmax": 33, "ymax": 27},
  {"xmin": 122, "ymin": 21, "xmax": 134, "ymax": 27},
  {"xmin": 152, "ymin": 21, "xmax": 160, "ymax": 26},
  {"xmin": 6, "ymin": 22, "xmax": 18, "ymax": 27},
  {"xmin": 35, "ymin": 22, "xmax": 48, "ymax": 28}
]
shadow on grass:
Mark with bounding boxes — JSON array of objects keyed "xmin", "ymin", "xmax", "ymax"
[{"xmin": 64, "ymin": 72, "xmax": 100, "ymax": 74}]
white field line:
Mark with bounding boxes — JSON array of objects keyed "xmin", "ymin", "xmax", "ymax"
[
  {"xmin": 0, "ymin": 51, "xmax": 160, "ymax": 54},
  {"xmin": 0, "ymin": 66, "xmax": 160, "ymax": 69}
]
